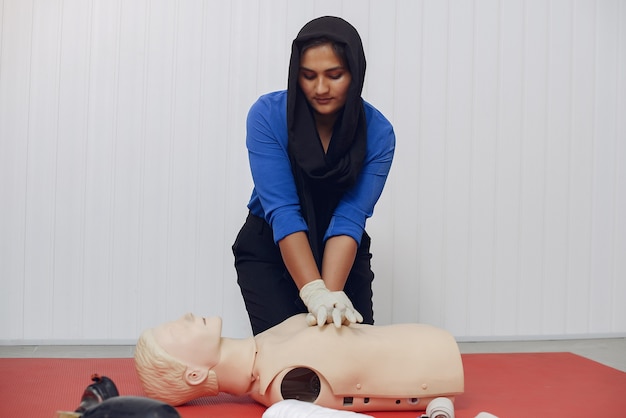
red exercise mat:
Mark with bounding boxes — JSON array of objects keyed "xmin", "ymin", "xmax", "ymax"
[{"xmin": 0, "ymin": 353, "xmax": 624, "ymax": 417}]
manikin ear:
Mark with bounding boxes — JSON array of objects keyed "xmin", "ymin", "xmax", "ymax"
[{"xmin": 184, "ymin": 367, "xmax": 209, "ymax": 386}]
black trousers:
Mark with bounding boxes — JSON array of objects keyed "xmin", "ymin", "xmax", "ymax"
[{"xmin": 233, "ymin": 212, "xmax": 375, "ymax": 335}]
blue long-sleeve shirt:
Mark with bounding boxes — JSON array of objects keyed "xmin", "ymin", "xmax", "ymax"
[{"xmin": 246, "ymin": 90, "xmax": 395, "ymax": 245}]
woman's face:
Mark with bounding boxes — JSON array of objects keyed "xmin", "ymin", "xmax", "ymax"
[
  {"xmin": 298, "ymin": 43, "xmax": 352, "ymax": 119},
  {"xmin": 152, "ymin": 313, "xmax": 222, "ymax": 368}
]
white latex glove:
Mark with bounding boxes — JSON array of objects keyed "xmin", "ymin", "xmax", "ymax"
[
  {"xmin": 299, "ymin": 279, "xmax": 363, "ymax": 328},
  {"xmin": 263, "ymin": 399, "xmax": 374, "ymax": 418}
]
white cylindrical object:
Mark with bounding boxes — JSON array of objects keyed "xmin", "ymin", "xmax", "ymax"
[
  {"xmin": 425, "ymin": 397, "xmax": 455, "ymax": 418},
  {"xmin": 262, "ymin": 399, "xmax": 374, "ymax": 418}
]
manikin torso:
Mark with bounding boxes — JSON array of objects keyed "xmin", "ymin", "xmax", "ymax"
[{"xmin": 219, "ymin": 314, "xmax": 464, "ymax": 412}]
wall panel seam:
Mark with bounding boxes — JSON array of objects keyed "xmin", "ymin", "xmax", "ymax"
[
  {"xmin": 21, "ymin": 0, "xmax": 36, "ymax": 340},
  {"xmin": 79, "ymin": 0, "xmax": 95, "ymax": 338},
  {"xmin": 50, "ymin": 0, "xmax": 66, "ymax": 338},
  {"xmin": 137, "ymin": 0, "xmax": 152, "ymax": 323}
]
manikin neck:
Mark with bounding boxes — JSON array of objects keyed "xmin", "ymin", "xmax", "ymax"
[{"xmin": 211, "ymin": 337, "xmax": 257, "ymax": 395}]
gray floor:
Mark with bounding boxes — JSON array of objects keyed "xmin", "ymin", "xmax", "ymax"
[
  {"xmin": 2, "ymin": 337, "xmax": 625, "ymax": 372},
  {"xmin": 457, "ymin": 337, "xmax": 626, "ymax": 372}
]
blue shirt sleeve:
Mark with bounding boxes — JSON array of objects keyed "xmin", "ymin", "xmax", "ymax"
[
  {"xmin": 245, "ymin": 92, "xmax": 395, "ymax": 245},
  {"xmin": 324, "ymin": 103, "xmax": 395, "ymax": 244},
  {"xmin": 246, "ymin": 92, "xmax": 309, "ymax": 242}
]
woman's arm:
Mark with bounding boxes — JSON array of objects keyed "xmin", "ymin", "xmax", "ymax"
[
  {"xmin": 278, "ymin": 231, "xmax": 320, "ymax": 290},
  {"xmin": 321, "ymin": 235, "xmax": 357, "ymax": 291},
  {"xmin": 278, "ymin": 232, "xmax": 357, "ymax": 292},
  {"xmin": 280, "ymin": 231, "xmax": 362, "ymax": 327},
  {"xmin": 325, "ymin": 105, "xmax": 395, "ymax": 245}
]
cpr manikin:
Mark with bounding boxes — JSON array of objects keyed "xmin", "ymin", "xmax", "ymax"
[{"xmin": 134, "ymin": 314, "xmax": 464, "ymax": 414}]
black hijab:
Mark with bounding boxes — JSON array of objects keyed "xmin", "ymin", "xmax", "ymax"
[{"xmin": 287, "ymin": 16, "xmax": 367, "ymax": 268}]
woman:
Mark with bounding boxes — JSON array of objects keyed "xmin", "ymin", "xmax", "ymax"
[{"xmin": 233, "ymin": 16, "xmax": 395, "ymax": 335}]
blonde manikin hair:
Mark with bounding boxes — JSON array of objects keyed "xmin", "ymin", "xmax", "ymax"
[{"xmin": 134, "ymin": 328, "xmax": 219, "ymax": 406}]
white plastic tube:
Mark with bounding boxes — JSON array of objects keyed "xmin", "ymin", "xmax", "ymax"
[{"xmin": 425, "ymin": 397, "xmax": 455, "ymax": 418}]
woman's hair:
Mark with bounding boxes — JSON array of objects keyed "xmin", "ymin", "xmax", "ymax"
[
  {"xmin": 134, "ymin": 328, "xmax": 219, "ymax": 406},
  {"xmin": 300, "ymin": 37, "xmax": 349, "ymax": 71}
]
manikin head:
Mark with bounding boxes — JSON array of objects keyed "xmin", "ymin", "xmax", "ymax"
[{"xmin": 134, "ymin": 313, "xmax": 222, "ymax": 405}]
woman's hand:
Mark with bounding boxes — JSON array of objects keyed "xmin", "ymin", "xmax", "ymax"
[{"xmin": 299, "ymin": 279, "xmax": 363, "ymax": 327}]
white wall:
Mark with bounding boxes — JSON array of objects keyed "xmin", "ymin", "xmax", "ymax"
[{"xmin": 1, "ymin": 0, "xmax": 624, "ymax": 343}]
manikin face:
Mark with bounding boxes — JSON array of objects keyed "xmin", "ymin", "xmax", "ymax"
[
  {"xmin": 298, "ymin": 43, "xmax": 352, "ymax": 120},
  {"xmin": 152, "ymin": 313, "xmax": 222, "ymax": 369}
]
